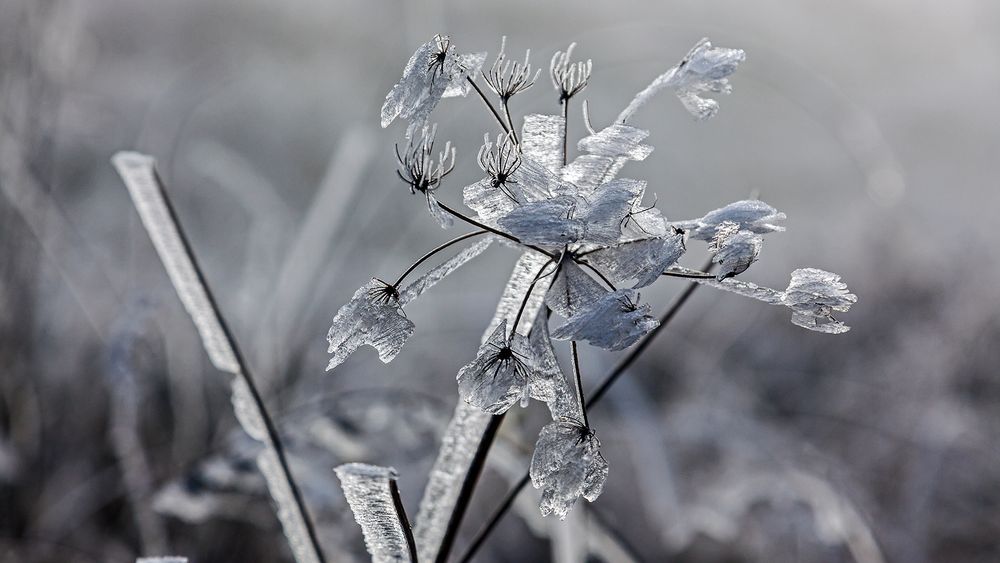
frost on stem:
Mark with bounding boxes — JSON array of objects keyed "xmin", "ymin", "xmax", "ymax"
[
  {"xmin": 618, "ymin": 37, "xmax": 745, "ymax": 123},
  {"xmin": 326, "ymin": 279, "xmax": 415, "ymax": 371},
  {"xmin": 709, "ymin": 221, "xmax": 762, "ymax": 280},
  {"xmin": 334, "ymin": 463, "xmax": 415, "ymax": 563},
  {"xmin": 530, "ymin": 420, "xmax": 608, "ymax": 519},
  {"xmin": 550, "ymin": 43, "xmax": 592, "ymax": 101},
  {"xmin": 673, "ymin": 199, "xmax": 786, "ymax": 241},
  {"xmin": 483, "ymin": 36, "xmax": 541, "ymax": 101},
  {"xmin": 582, "ymin": 231, "xmax": 686, "ymax": 288},
  {"xmin": 382, "ymin": 34, "xmax": 486, "ymax": 138},
  {"xmin": 551, "ymin": 289, "xmax": 659, "ymax": 351},
  {"xmin": 398, "ymin": 236, "xmax": 495, "ymax": 305},
  {"xmin": 528, "ymin": 316, "xmax": 577, "ymax": 419},
  {"xmin": 782, "ymin": 268, "xmax": 858, "ymax": 334}
]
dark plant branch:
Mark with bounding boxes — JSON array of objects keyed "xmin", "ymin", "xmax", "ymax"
[
  {"xmin": 436, "ymin": 200, "xmax": 556, "ymax": 259},
  {"xmin": 570, "ymin": 341, "xmax": 589, "ymax": 429},
  {"xmin": 390, "ymin": 479, "xmax": 420, "ymax": 563},
  {"xmin": 467, "ymin": 77, "xmax": 512, "ymax": 138}
]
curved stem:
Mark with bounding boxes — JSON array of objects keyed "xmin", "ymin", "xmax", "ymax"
[
  {"xmin": 467, "ymin": 77, "xmax": 511, "ymax": 137},
  {"xmin": 662, "ymin": 268, "xmax": 715, "ymax": 279},
  {"xmin": 570, "ymin": 341, "xmax": 589, "ymax": 429},
  {"xmin": 436, "ymin": 201, "xmax": 556, "ymax": 259},
  {"xmin": 390, "ymin": 479, "xmax": 419, "ymax": 563},
  {"xmin": 561, "ymin": 98, "xmax": 569, "ymax": 166},
  {"xmin": 511, "ymin": 256, "xmax": 559, "ymax": 333},
  {"xmin": 575, "ymin": 258, "xmax": 617, "ymax": 291},
  {"xmin": 501, "ymin": 100, "xmax": 519, "ymax": 145},
  {"xmin": 454, "ymin": 259, "xmax": 714, "ymax": 563},
  {"xmin": 391, "ymin": 230, "xmax": 488, "ymax": 288}
]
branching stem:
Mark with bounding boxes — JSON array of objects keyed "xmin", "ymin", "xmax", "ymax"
[{"xmin": 436, "ymin": 201, "xmax": 555, "ymax": 259}]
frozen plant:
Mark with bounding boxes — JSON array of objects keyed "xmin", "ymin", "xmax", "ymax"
[{"xmin": 322, "ymin": 33, "xmax": 857, "ymax": 562}]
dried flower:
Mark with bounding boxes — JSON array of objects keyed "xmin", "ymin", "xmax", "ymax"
[
  {"xmin": 674, "ymin": 199, "xmax": 786, "ymax": 241},
  {"xmin": 530, "ymin": 419, "xmax": 608, "ymax": 519},
  {"xmin": 709, "ymin": 221, "xmax": 762, "ymax": 279},
  {"xmin": 550, "ymin": 43, "xmax": 592, "ymax": 101},
  {"xmin": 395, "ymin": 124, "xmax": 456, "ymax": 228},
  {"xmin": 326, "ymin": 279, "xmax": 415, "ymax": 371},
  {"xmin": 456, "ymin": 320, "xmax": 535, "ymax": 414},
  {"xmin": 781, "ymin": 268, "xmax": 858, "ymax": 334},
  {"xmin": 483, "ymin": 36, "xmax": 541, "ymax": 101},
  {"xmin": 550, "ymin": 289, "xmax": 659, "ymax": 351}
]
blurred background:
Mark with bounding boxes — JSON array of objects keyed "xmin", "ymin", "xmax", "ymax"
[{"xmin": 2, "ymin": 0, "xmax": 998, "ymax": 561}]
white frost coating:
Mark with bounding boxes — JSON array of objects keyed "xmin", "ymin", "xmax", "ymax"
[
  {"xmin": 137, "ymin": 558, "xmax": 187, "ymax": 563},
  {"xmin": 255, "ymin": 450, "xmax": 321, "ymax": 563},
  {"xmin": 530, "ymin": 420, "xmax": 608, "ymax": 519},
  {"xmin": 326, "ymin": 279, "xmax": 416, "ymax": 371},
  {"xmin": 617, "ymin": 38, "xmax": 745, "ymax": 123},
  {"xmin": 583, "ymin": 233, "xmax": 686, "ymax": 288},
  {"xmin": 709, "ymin": 222, "xmax": 762, "ymax": 280},
  {"xmin": 560, "ymin": 125, "xmax": 652, "ymax": 195},
  {"xmin": 335, "ymin": 463, "xmax": 413, "ymax": 563},
  {"xmin": 522, "ymin": 114, "xmax": 566, "ymax": 173},
  {"xmin": 398, "ymin": 237, "xmax": 494, "ymax": 305},
  {"xmin": 673, "ymin": 199, "xmax": 786, "ymax": 241},
  {"xmin": 414, "ymin": 252, "xmax": 552, "ymax": 561},
  {"xmin": 457, "ymin": 320, "xmax": 534, "ymax": 415},
  {"xmin": 231, "ymin": 378, "xmax": 267, "ymax": 442},
  {"xmin": 782, "ymin": 268, "xmax": 857, "ymax": 334},
  {"xmin": 551, "ymin": 290, "xmax": 659, "ymax": 351},
  {"xmin": 112, "ymin": 152, "xmax": 239, "ymax": 374}
]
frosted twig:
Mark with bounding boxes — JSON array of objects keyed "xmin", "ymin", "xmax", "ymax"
[
  {"xmin": 335, "ymin": 463, "xmax": 418, "ymax": 562},
  {"xmin": 112, "ymin": 152, "xmax": 326, "ymax": 563}
]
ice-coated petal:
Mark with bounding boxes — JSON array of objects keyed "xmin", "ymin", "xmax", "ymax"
[
  {"xmin": 551, "ymin": 289, "xmax": 659, "ymax": 351},
  {"xmin": 522, "ymin": 114, "xmax": 566, "ymax": 173},
  {"xmin": 781, "ymin": 268, "xmax": 857, "ymax": 334},
  {"xmin": 617, "ymin": 38, "xmax": 745, "ymax": 123},
  {"xmin": 530, "ymin": 420, "xmax": 608, "ymax": 519},
  {"xmin": 498, "ymin": 196, "xmax": 584, "ymax": 247},
  {"xmin": 463, "ymin": 177, "xmax": 522, "ymax": 225},
  {"xmin": 583, "ymin": 232, "xmax": 686, "ymax": 288},
  {"xmin": 326, "ymin": 279, "xmax": 415, "ymax": 371},
  {"xmin": 674, "ymin": 199, "xmax": 786, "ymax": 241},
  {"xmin": 710, "ymin": 222, "xmax": 762, "ymax": 279},
  {"xmin": 544, "ymin": 260, "xmax": 607, "ymax": 319},
  {"xmin": 381, "ymin": 40, "xmax": 436, "ymax": 128},
  {"xmin": 579, "ymin": 179, "xmax": 646, "ymax": 244},
  {"xmin": 334, "ymin": 463, "xmax": 414, "ymax": 563},
  {"xmin": 561, "ymin": 125, "xmax": 652, "ymax": 195},
  {"xmin": 457, "ymin": 320, "xmax": 535, "ymax": 415},
  {"xmin": 442, "ymin": 51, "xmax": 487, "ymax": 98}
]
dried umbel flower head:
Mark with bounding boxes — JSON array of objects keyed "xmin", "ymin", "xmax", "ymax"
[
  {"xmin": 477, "ymin": 132, "xmax": 523, "ymax": 202},
  {"xmin": 483, "ymin": 36, "xmax": 541, "ymax": 101},
  {"xmin": 395, "ymin": 124, "xmax": 456, "ymax": 228},
  {"xmin": 550, "ymin": 43, "xmax": 592, "ymax": 101}
]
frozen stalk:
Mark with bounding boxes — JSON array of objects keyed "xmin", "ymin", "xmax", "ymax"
[
  {"xmin": 112, "ymin": 152, "xmax": 324, "ymax": 563},
  {"xmin": 335, "ymin": 463, "xmax": 418, "ymax": 563}
]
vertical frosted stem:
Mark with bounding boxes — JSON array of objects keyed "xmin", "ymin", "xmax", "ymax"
[{"xmin": 112, "ymin": 152, "xmax": 325, "ymax": 563}]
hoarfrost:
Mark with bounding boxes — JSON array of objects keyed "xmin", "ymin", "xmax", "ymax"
[
  {"xmin": 530, "ymin": 420, "xmax": 608, "ymax": 519},
  {"xmin": 582, "ymin": 232, "xmax": 686, "ymax": 288},
  {"xmin": 335, "ymin": 463, "xmax": 414, "ymax": 562},
  {"xmin": 674, "ymin": 199, "xmax": 786, "ymax": 241},
  {"xmin": 111, "ymin": 152, "xmax": 239, "ymax": 374},
  {"xmin": 457, "ymin": 320, "xmax": 535, "ymax": 415},
  {"xmin": 528, "ymin": 318, "xmax": 577, "ymax": 420},
  {"xmin": 398, "ymin": 236, "xmax": 494, "ymax": 305},
  {"xmin": 326, "ymin": 279, "xmax": 415, "ymax": 371},
  {"xmin": 498, "ymin": 196, "xmax": 583, "ymax": 246},
  {"xmin": 709, "ymin": 222, "xmax": 762, "ymax": 279},
  {"xmin": 522, "ymin": 113, "xmax": 566, "ymax": 173},
  {"xmin": 782, "ymin": 268, "xmax": 857, "ymax": 334},
  {"xmin": 258, "ymin": 449, "xmax": 323, "ymax": 563},
  {"xmin": 551, "ymin": 289, "xmax": 659, "ymax": 351},
  {"xmin": 561, "ymin": 125, "xmax": 652, "ymax": 193},
  {"xmin": 617, "ymin": 38, "xmax": 745, "ymax": 123}
]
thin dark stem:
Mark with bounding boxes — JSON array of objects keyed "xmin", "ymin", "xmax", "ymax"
[
  {"xmin": 467, "ymin": 77, "xmax": 511, "ymax": 137},
  {"xmin": 392, "ymin": 230, "xmax": 488, "ymax": 288},
  {"xmin": 436, "ymin": 201, "xmax": 556, "ymax": 259},
  {"xmin": 570, "ymin": 341, "xmax": 589, "ymax": 428},
  {"xmin": 390, "ymin": 479, "xmax": 419, "ymax": 563},
  {"xmin": 150, "ymin": 170, "xmax": 327, "ymax": 563},
  {"xmin": 661, "ymin": 268, "xmax": 716, "ymax": 279},
  {"xmin": 501, "ymin": 100, "xmax": 519, "ymax": 145},
  {"xmin": 561, "ymin": 98, "xmax": 569, "ymax": 166},
  {"xmin": 454, "ymin": 258, "xmax": 714, "ymax": 563},
  {"xmin": 511, "ymin": 257, "xmax": 558, "ymax": 333},
  {"xmin": 576, "ymin": 259, "xmax": 617, "ymax": 291},
  {"xmin": 434, "ymin": 414, "xmax": 506, "ymax": 563}
]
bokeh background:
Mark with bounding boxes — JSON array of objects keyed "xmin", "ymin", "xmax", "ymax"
[{"xmin": 2, "ymin": 0, "xmax": 999, "ymax": 561}]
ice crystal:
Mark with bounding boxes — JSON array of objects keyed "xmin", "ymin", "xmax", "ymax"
[
  {"xmin": 326, "ymin": 279, "xmax": 415, "ymax": 371},
  {"xmin": 782, "ymin": 268, "xmax": 858, "ymax": 334},
  {"xmin": 544, "ymin": 260, "xmax": 607, "ymax": 319},
  {"xmin": 709, "ymin": 221, "xmax": 762, "ymax": 279},
  {"xmin": 334, "ymin": 463, "xmax": 414, "ymax": 563},
  {"xmin": 522, "ymin": 114, "xmax": 565, "ymax": 173},
  {"xmin": 617, "ymin": 38, "xmax": 745, "ymax": 123},
  {"xmin": 530, "ymin": 420, "xmax": 608, "ymax": 519},
  {"xmin": 398, "ymin": 237, "xmax": 494, "ymax": 305},
  {"xmin": 551, "ymin": 289, "xmax": 659, "ymax": 351},
  {"xmin": 561, "ymin": 125, "xmax": 652, "ymax": 193},
  {"xmin": 582, "ymin": 232, "xmax": 686, "ymax": 288},
  {"xmin": 457, "ymin": 320, "xmax": 535, "ymax": 415},
  {"xmin": 674, "ymin": 199, "xmax": 786, "ymax": 241},
  {"xmin": 528, "ymin": 318, "xmax": 577, "ymax": 419},
  {"xmin": 381, "ymin": 35, "xmax": 486, "ymax": 138}
]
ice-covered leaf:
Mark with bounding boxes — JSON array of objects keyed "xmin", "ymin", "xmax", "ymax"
[
  {"xmin": 381, "ymin": 35, "xmax": 486, "ymax": 138},
  {"xmin": 498, "ymin": 196, "xmax": 583, "ymax": 246},
  {"xmin": 398, "ymin": 237, "xmax": 494, "ymax": 305},
  {"xmin": 334, "ymin": 463, "xmax": 415, "ymax": 563},
  {"xmin": 576, "ymin": 179, "xmax": 646, "ymax": 244},
  {"xmin": 528, "ymin": 317, "xmax": 577, "ymax": 419},
  {"xmin": 551, "ymin": 289, "xmax": 659, "ymax": 351},
  {"xmin": 561, "ymin": 125, "xmax": 652, "ymax": 193},
  {"xmin": 617, "ymin": 38, "xmax": 745, "ymax": 123},
  {"xmin": 582, "ymin": 232, "xmax": 686, "ymax": 288},
  {"xmin": 457, "ymin": 320, "xmax": 536, "ymax": 415},
  {"xmin": 674, "ymin": 199, "xmax": 786, "ymax": 241},
  {"xmin": 522, "ymin": 113, "xmax": 565, "ymax": 173},
  {"xmin": 709, "ymin": 222, "xmax": 762, "ymax": 279},
  {"xmin": 781, "ymin": 268, "xmax": 857, "ymax": 334},
  {"xmin": 326, "ymin": 279, "xmax": 415, "ymax": 371},
  {"xmin": 544, "ymin": 260, "xmax": 607, "ymax": 319},
  {"xmin": 530, "ymin": 420, "xmax": 608, "ymax": 519}
]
